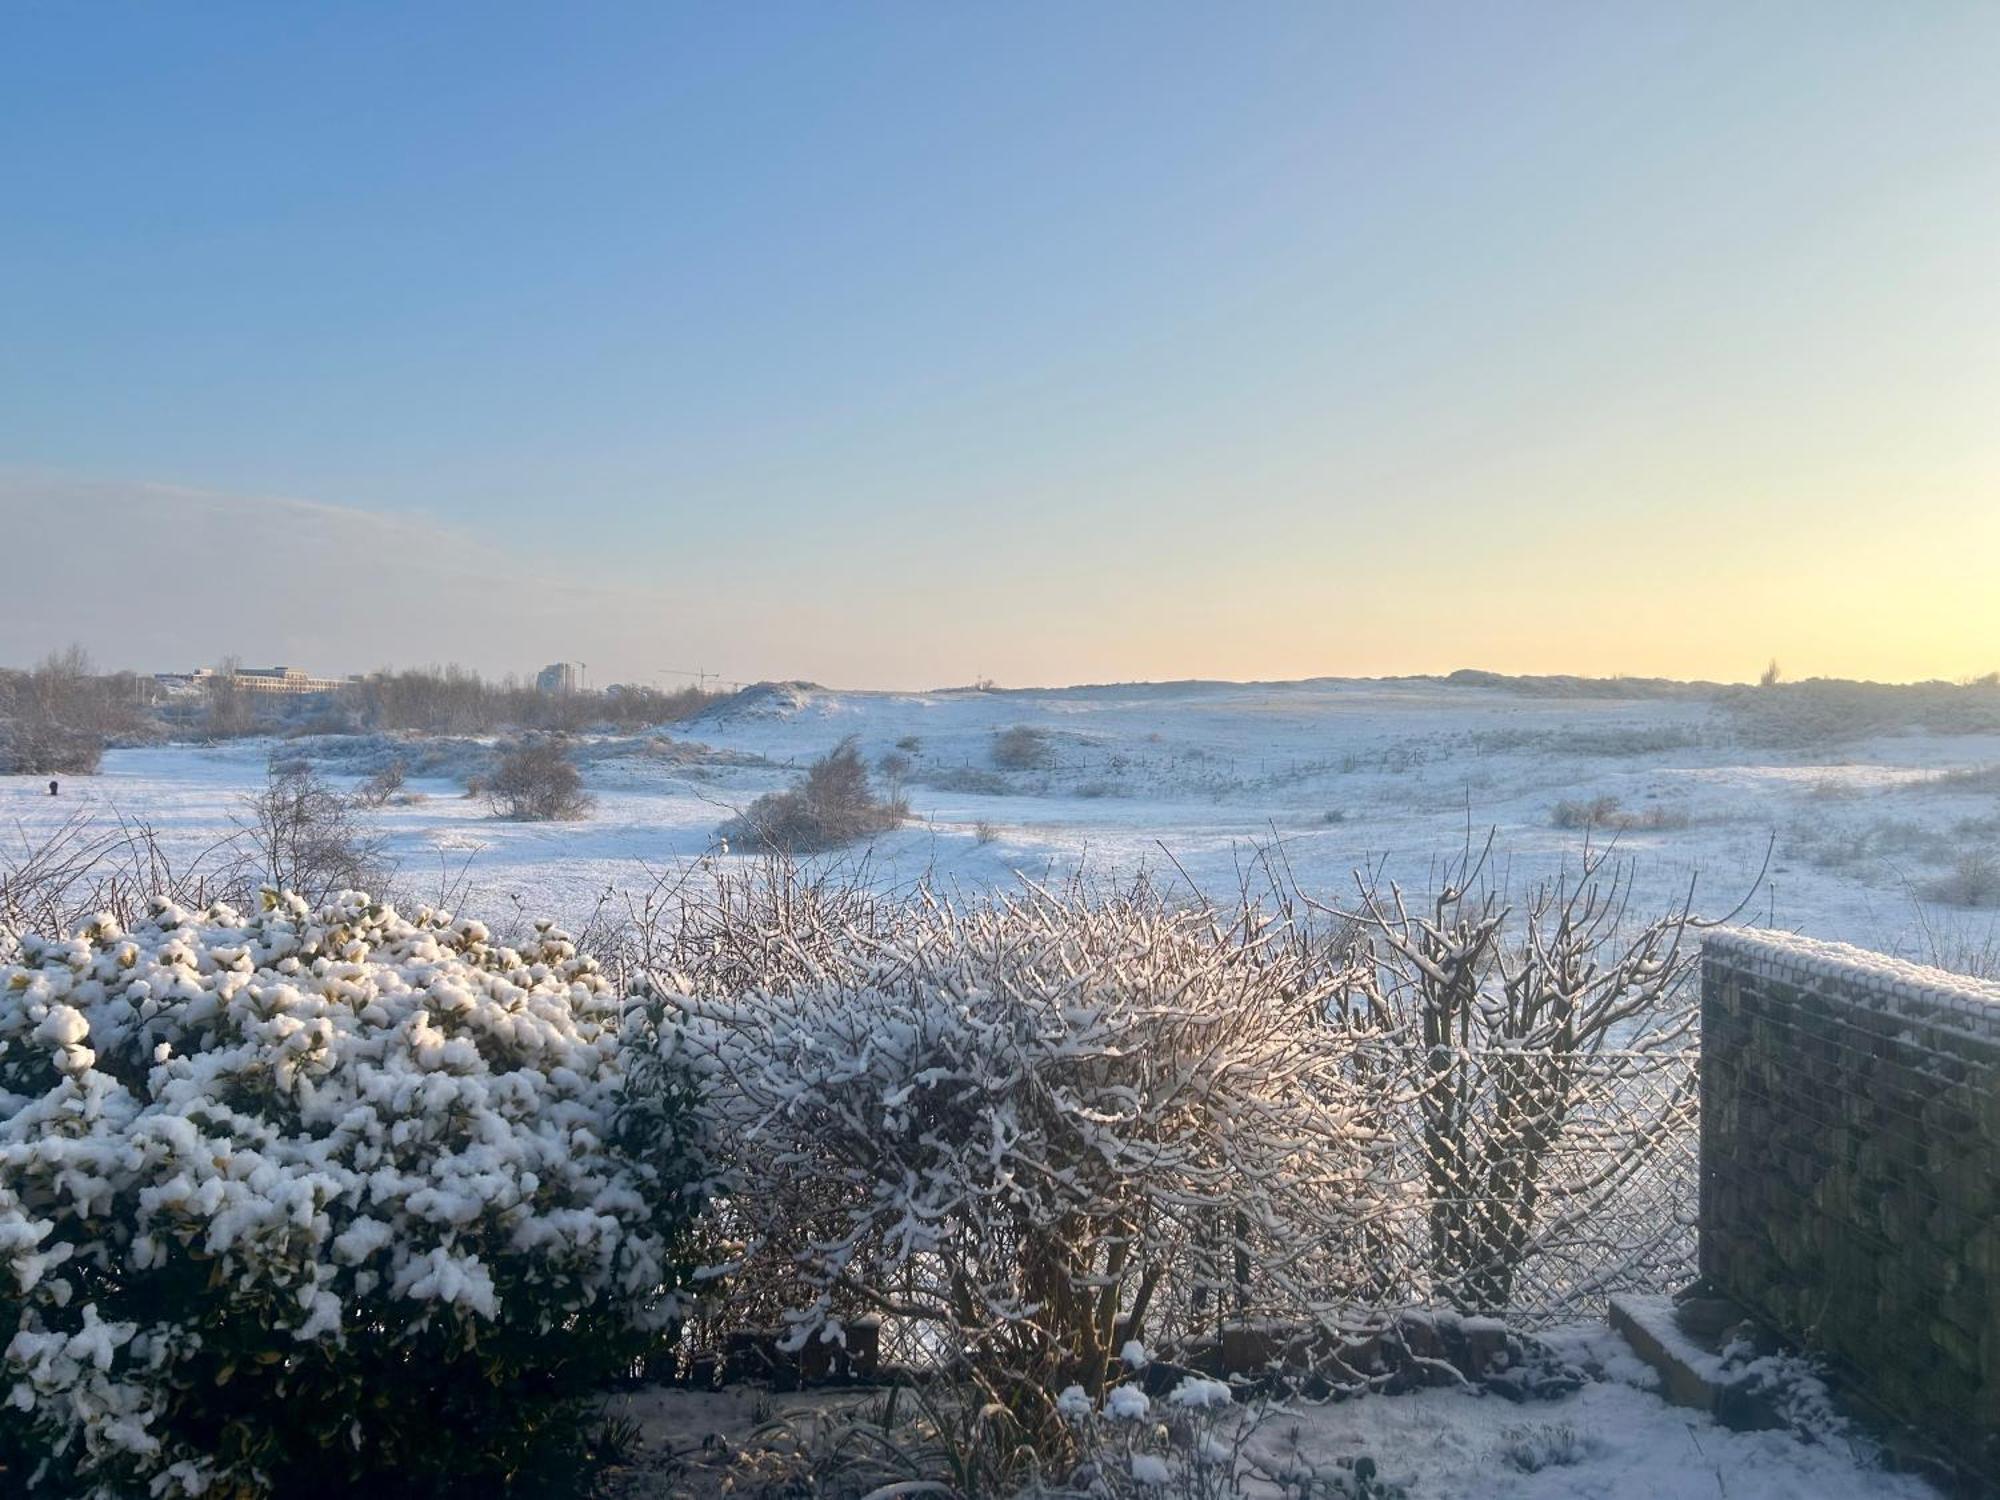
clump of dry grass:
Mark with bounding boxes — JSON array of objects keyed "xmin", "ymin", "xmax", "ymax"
[
  {"xmin": 1921, "ymin": 850, "xmax": 2000, "ymax": 910},
  {"xmin": 1549, "ymin": 796, "xmax": 1690, "ymax": 833}
]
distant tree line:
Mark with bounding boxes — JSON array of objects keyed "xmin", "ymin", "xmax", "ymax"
[
  {"xmin": 1, "ymin": 649, "xmax": 724, "ymax": 772},
  {"xmin": 0, "ymin": 648, "xmax": 155, "ymax": 774},
  {"xmin": 334, "ymin": 666, "xmax": 717, "ymax": 735}
]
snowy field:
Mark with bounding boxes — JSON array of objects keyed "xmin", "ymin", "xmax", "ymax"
[
  {"xmin": 6, "ymin": 675, "xmax": 1980, "ymax": 1500},
  {"xmin": 6, "ymin": 676, "xmax": 1999, "ymax": 961}
]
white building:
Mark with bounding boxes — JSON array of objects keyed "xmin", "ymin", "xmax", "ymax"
[{"xmin": 153, "ymin": 665, "xmax": 345, "ymax": 697}]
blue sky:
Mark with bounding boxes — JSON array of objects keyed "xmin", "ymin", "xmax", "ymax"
[{"xmin": 3, "ymin": 3, "xmax": 1997, "ymax": 686}]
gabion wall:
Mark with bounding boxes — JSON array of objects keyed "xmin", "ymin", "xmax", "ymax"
[{"xmin": 1701, "ymin": 929, "xmax": 2000, "ymax": 1477}]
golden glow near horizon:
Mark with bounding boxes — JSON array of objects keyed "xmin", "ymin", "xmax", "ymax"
[{"xmin": 2, "ymin": 6, "xmax": 1997, "ymax": 689}]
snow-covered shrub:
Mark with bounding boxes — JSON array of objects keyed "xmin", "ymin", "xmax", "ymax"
[
  {"xmin": 485, "ymin": 738, "xmax": 593, "ymax": 822},
  {"xmin": 1054, "ymin": 1374, "xmax": 1243, "ymax": 1500},
  {"xmin": 719, "ymin": 738, "xmax": 905, "ymax": 853},
  {"xmin": 0, "ymin": 722, "xmax": 103, "ymax": 777},
  {"xmin": 0, "ymin": 890, "xmax": 703, "ymax": 1499},
  {"xmin": 653, "ymin": 879, "xmax": 1392, "ymax": 1412}
]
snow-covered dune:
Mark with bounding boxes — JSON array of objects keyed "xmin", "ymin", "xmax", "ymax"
[{"xmin": 6, "ymin": 676, "xmax": 1997, "ymax": 963}]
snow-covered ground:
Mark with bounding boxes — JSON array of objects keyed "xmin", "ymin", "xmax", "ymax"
[
  {"xmin": 8, "ymin": 678, "xmax": 1976, "ymax": 1500},
  {"xmin": 6, "ymin": 676, "xmax": 1998, "ymax": 962},
  {"xmin": 603, "ymin": 1325, "xmax": 1937, "ymax": 1499}
]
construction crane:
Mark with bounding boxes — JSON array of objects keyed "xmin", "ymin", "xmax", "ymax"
[{"xmin": 657, "ymin": 667, "xmax": 744, "ymax": 693}]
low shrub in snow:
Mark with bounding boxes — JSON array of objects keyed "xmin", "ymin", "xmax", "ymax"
[
  {"xmin": 0, "ymin": 890, "xmax": 704, "ymax": 1499},
  {"xmin": 1548, "ymin": 795, "xmax": 1689, "ymax": 833},
  {"xmin": 992, "ymin": 724, "xmax": 1052, "ymax": 772},
  {"xmin": 484, "ymin": 738, "xmax": 594, "ymax": 822},
  {"xmin": 1921, "ymin": 849, "xmax": 2000, "ymax": 909},
  {"xmin": 719, "ymin": 738, "xmax": 906, "ymax": 853},
  {"xmin": 727, "ymin": 1370, "xmax": 1294, "ymax": 1500},
  {"xmin": 1046, "ymin": 1373, "xmax": 1402, "ymax": 1500},
  {"xmin": 1053, "ymin": 1374, "xmax": 1241, "ymax": 1499},
  {"xmin": 0, "ymin": 722, "xmax": 104, "ymax": 778},
  {"xmin": 351, "ymin": 760, "xmax": 407, "ymax": 808},
  {"xmin": 919, "ymin": 764, "xmax": 1012, "ymax": 796}
]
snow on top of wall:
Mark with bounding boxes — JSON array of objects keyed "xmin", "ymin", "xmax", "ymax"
[{"xmin": 1703, "ymin": 926, "xmax": 2000, "ymax": 1036}]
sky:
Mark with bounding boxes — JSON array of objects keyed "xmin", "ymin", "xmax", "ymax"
[{"xmin": 2, "ymin": 2, "xmax": 1997, "ymax": 690}]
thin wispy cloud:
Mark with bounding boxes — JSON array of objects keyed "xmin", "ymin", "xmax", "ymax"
[{"xmin": 0, "ymin": 476, "xmax": 700, "ymax": 681}]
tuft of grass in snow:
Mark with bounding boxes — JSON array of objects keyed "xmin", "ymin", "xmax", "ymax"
[
  {"xmin": 1496, "ymin": 1422, "xmax": 1590, "ymax": 1473},
  {"xmin": 1905, "ymin": 763, "xmax": 2000, "ymax": 795},
  {"xmin": 920, "ymin": 765, "xmax": 1013, "ymax": 796},
  {"xmin": 1920, "ymin": 849, "xmax": 2000, "ymax": 910},
  {"xmin": 993, "ymin": 723, "xmax": 1054, "ymax": 771},
  {"xmin": 1896, "ymin": 898, "xmax": 2000, "ymax": 980},
  {"xmin": 1550, "ymin": 796, "xmax": 1691, "ymax": 833},
  {"xmin": 1471, "ymin": 725, "xmax": 1707, "ymax": 758}
]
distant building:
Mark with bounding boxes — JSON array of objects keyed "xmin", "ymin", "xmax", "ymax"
[
  {"xmin": 234, "ymin": 666, "xmax": 345, "ymax": 695},
  {"xmin": 153, "ymin": 665, "xmax": 344, "ymax": 697},
  {"xmin": 537, "ymin": 662, "xmax": 584, "ymax": 695}
]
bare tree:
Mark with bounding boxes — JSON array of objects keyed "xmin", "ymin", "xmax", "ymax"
[
  {"xmin": 241, "ymin": 766, "xmax": 390, "ymax": 904},
  {"xmin": 0, "ymin": 645, "xmax": 124, "ymax": 773},
  {"xmin": 353, "ymin": 759, "xmax": 407, "ymax": 807}
]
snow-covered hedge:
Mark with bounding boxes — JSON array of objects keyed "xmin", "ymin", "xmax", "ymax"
[
  {"xmin": 654, "ymin": 883, "xmax": 1394, "ymax": 1401},
  {"xmin": 0, "ymin": 890, "xmax": 704, "ymax": 1499}
]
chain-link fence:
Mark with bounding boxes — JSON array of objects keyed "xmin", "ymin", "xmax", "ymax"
[
  {"xmin": 678, "ymin": 1031, "xmax": 1700, "ymax": 1377},
  {"xmin": 1327, "ymin": 1036, "xmax": 1699, "ymax": 1328}
]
